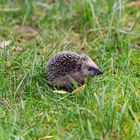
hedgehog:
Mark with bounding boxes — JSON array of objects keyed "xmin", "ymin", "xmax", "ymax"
[{"xmin": 46, "ymin": 51, "xmax": 103, "ymax": 92}]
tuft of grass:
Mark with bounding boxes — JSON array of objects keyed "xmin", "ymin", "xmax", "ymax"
[{"xmin": 0, "ymin": 0, "xmax": 140, "ymax": 139}]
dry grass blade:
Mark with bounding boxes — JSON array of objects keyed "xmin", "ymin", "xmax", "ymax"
[
  {"xmin": 0, "ymin": 8, "xmax": 20, "ymax": 12},
  {"xmin": 0, "ymin": 40, "xmax": 11, "ymax": 48},
  {"xmin": 38, "ymin": 136, "xmax": 53, "ymax": 140}
]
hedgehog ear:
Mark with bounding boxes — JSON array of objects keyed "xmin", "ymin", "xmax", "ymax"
[{"xmin": 81, "ymin": 55, "xmax": 88, "ymax": 61}]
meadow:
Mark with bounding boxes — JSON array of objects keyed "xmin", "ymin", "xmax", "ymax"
[{"xmin": 0, "ymin": 0, "xmax": 140, "ymax": 139}]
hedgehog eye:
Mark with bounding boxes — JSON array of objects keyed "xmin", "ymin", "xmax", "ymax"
[{"xmin": 88, "ymin": 66, "xmax": 93, "ymax": 71}]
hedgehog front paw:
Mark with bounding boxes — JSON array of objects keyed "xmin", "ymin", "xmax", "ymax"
[{"xmin": 65, "ymin": 85, "xmax": 73, "ymax": 93}]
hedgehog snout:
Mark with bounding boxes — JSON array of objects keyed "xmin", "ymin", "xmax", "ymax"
[
  {"xmin": 87, "ymin": 66, "xmax": 103, "ymax": 76},
  {"xmin": 93, "ymin": 69, "xmax": 103, "ymax": 75},
  {"xmin": 96, "ymin": 69, "xmax": 103, "ymax": 75}
]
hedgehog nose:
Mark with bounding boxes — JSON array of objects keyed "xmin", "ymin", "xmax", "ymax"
[{"xmin": 96, "ymin": 70, "xmax": 103, "ymax": 75}]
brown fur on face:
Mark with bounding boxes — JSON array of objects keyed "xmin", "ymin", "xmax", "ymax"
[{"xmin": 78, "ymin": 55, "xmax": 102, "ymax": 76}]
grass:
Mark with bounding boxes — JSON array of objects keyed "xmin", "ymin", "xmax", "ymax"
[{"xmin": 0, "ymin": 0, "xmax": 140, "ymax": 139}]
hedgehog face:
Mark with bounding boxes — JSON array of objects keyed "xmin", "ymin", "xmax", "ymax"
[{"xmin": 80, "ymin": 55, "xmax": 103, "ymax": 76}]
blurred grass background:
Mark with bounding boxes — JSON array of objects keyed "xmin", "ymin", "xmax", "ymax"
[{"xmin": 0, "ymin": 0, "xmax": 140, "ymax": 139}]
